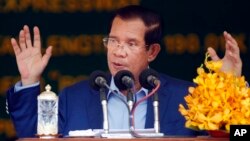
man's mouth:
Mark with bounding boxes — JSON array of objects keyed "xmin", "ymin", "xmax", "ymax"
[{"xmin": 112, "ymin": 62, "xmax": 126, "ymax": 70}]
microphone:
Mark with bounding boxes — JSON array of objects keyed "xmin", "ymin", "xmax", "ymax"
[
  {"xmin": 114, "ymin": 70, "xmax": 135, "ymax": 90},
  {"xmin": 114, "ymin": 70, "xmax": 135, "ymax": 111},
  {"xmin": 139, "ymin": 68, "xmax": 161, "ymax": 133},
  {"xmin": 139, "ymin": 68, "xmax": 160, "ymax": 89},
  {"xmin": 89, "ymin": 70, "xmax": 109, "ymax": 91},
  {"xmin": 89, "ymin": 70, "xmax": 109, "ymax": 134}
]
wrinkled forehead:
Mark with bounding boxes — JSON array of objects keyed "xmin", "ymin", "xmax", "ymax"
[{"xmin": 109, "ymin": 16, "xmax": 147, "ymax": 41}]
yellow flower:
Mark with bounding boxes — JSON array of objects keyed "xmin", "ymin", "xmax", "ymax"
[
  {"xmin": 179, "ymin": 53, "xmax": 250, "ymax": 132},
  {"xmin": 205, "ymin": 60, "xmax": 222, "ymax": 72}
]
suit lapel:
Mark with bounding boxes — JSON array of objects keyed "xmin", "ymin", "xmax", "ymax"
[
  {"xmin": 87, "ymin": 72, "xmax": 112, "ymax": 129},
  {"xmin": 88, "ymin": 89, "xmax": 103, "ymax": 129},
  {"xmin": 145, "ymin": 74, "xmax": 169, "ymax": 129},
  {"xmin": 145, "ymin": 97, "xmax": 154, "ymax": 128}
]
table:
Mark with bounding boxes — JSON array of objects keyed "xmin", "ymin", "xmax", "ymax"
[{"xmin": 17, "ymin": 136, "xmax": 229, "ymax": 141}]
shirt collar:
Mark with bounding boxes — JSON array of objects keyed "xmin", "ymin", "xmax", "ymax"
[{"xmin": 107, "ymin": 77, "xmax": 148, "ymax": 99}]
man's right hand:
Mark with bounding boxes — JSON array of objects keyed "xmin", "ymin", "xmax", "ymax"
[{"xmin": 11, "ymin": 25, "xmax": 52, "ymax": 86}]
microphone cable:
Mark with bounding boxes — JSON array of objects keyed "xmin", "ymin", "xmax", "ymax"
[
  {"xmin": 100, "ymin": 74, "xmax": 160, "ymax": 138},
  {"xmin": 129, "ymin": 82, "xmax": 161, "ymax": 138}
]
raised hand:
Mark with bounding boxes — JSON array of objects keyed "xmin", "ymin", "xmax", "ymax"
[
  {"xmin": 11, "ymin": 25, "xmax": 52, "ymax": 86},
  {"xmin": 207, "ymin": 31, "xmax": 242, "ymax": 77}
]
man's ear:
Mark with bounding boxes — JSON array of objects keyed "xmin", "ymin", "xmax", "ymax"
[{"xmin": 147, "ymin": 43, "xmax": 161, "ymax": 62}]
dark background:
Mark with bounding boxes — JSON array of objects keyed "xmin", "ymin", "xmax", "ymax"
[{"xmin": 0, "ymin": 0, "xmax": 249, "ymax": 140}]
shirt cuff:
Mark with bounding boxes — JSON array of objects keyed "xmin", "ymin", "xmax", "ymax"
[{"xmin": 14, "ymin": 81, "xmax": 40, "ymax": 92}]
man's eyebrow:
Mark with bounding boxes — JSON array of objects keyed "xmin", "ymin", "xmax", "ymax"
[
  {"xmin": 127, "ymin": 38, "xmax": 137, "ymax": 42},
  {"xmin": 108, "ymin": 35, "xmax": 117, "ymax": 39},
  {"xmin": 107, "ymin": 36, "xmax": 140, "ymax": 43},
  {"xmin": 126, "ymin": 38, "xmax": 140, "ymax": 44}
]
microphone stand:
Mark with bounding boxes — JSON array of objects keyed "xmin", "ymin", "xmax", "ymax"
[
  {"xmin": 127, "ymin": 89, "xmax": 134, "ymax": 112},
  {"xmin": 127, "ymin": 88, "xmax": 135, "ymax": 136},
  {"xmin": 100, "ymin": 87, "xmax": 109, "ymax": 134},
  {"xmin": 153, "ymin": 92, "xmax": 160, "ymax": 133}
]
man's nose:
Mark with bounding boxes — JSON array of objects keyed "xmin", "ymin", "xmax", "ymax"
[
  {"xmin": 113, "ymin": 43, "xmax": 127, "ymax": 57},
  {"xmin": 117, "ymin": 43, "xmax": 126, "ymax": 49}
]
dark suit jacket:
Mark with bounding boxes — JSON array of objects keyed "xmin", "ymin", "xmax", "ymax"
[{"xmin": 7, "ymin": 73, "xmax": 206, "ymax": 138}]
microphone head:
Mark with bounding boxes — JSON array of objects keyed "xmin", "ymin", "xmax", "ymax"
[
  {"xmin": 89, "ymin": 70, "xmax": 108, "ymax": 90},
  {"xmin": 114, "ymin": 70, "xmax": 135, "ymax": 91},
  {"xmin": 139, "ymin": 68, "xmax": 159, "ymax": 89}
]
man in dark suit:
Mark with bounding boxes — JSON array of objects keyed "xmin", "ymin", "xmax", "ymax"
[{"xmin": 7, "ymin": 5, "xmax": 242, "ymax": 138}]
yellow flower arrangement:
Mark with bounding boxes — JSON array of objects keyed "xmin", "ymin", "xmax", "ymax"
[{"xmin": 179, "ymin": 53, "xmax": 250, "ymax": 132}]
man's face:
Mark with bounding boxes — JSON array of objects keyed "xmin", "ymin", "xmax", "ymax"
[{"xmin": 107, "ymin": 17, "xmax": 150, "ymax": 83}]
